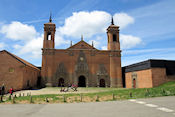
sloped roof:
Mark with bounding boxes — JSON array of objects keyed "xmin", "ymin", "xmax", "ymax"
[
  {"xmin": 0, "ymin": 50, "xmax": 40, "ymax": 71},
  {"xmin": 123, "ymin": 59, "xmax": 175, "ymax": 74},
  {"xmin": 67, "ymin": 40, "xmax": 97, "ymax": 50}
]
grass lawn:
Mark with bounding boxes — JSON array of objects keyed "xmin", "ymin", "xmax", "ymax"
[{"xmin": 1, "ymin": 81, "xmax": 175, "ymax": 104}]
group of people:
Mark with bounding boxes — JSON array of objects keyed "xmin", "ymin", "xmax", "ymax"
[
  {"xmin": 0, "ymin": 84, "xmax": 14, "ymax": 96},
  {"xmin": 60, "ymin": 84, "xmax": 78, "ymax": 92}
]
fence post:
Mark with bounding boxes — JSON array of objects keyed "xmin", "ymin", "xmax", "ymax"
[
  {"xmin": 80, "ymin": 94, "xmax": 83, "ymax": 102},
  {"xmin": 45, "ymin": 97, "xmax": 49, "ymax": 102},
  {"xmin": 96, "ymin": 95, "xmax": 99, "ymax": 102},
  {"xmin": 30, "ymin": 96, "xmax": 33, "ymax": 103},
  {"xmin": 63, "ymin": 95, "xmax": 66, "ymax": 102},
  {"xmin": 112, "ymin": 93, "xmax": 115, "ymax": 100},
  {"xmin": 9, "ymin": 95, "xmax": 11, "ymax": 100},
  {"xmin": 12, "ymin": 96, "xmax": 15, "ymax": 104},
  {"xmin": 129, "ymin": 92, "xmax": 132, "ymax": 98},
  {"xmin": 0, "ymin": 95, "xmax": 3, "ymax": 102}
]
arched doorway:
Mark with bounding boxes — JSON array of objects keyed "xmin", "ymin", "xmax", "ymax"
[
  {"xmin": 100, "ymin": 79, "xmax": 105, "ymax": 87},
  {"xmin": 58, "ymin": 78, "xmax": 64, "ymax": 87},
  {"xmin": 133, "ymin": 79, "xmax": 136, "ymax": 88},
  {"xmin": 78, "ymin": 76, "xmax": 86, "ymax": 87}
]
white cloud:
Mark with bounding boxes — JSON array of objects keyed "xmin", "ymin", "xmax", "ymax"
[
  {"xmin": 17, "ymin": 35, "xmax": 43, "ymax": 58},
  {"xmin": 120, "ymin": 34, "xmax": 141, "ymax": 49},
  {"xmin": 59, "ymin": 11, "xmax": 111, "ymax": 38},
  {"xmin": 55, "ymin": 31, "xmax": 70, "ymax": 47},
  {"xmin": 0, "ymin": 21, "xmax": 37, "ymax": 41},
  {"xmin": 13, "ymin": 44, "xmax": 22, "ymax": 49},
  {"xmin": 58, "ymin": 11, "xmax": 135, "ymax": 38},
  {"xmin": 0, "ymin": 42, "xmax": 6, "ymax": 50},
  {"xmin": 113, "ymin": 13, "xmax": 134, "ymax": 29},
  {"xmin": 88, "ymin": 36, "xmax": 102, "ymax": 48}
]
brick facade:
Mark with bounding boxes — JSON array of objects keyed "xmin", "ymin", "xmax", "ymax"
[
  {"xmin": 124, "ymin": 59, "xmax": 175, "ymax": 88},
  {"xmin": 0, "ymin": 50, "xmax": 40, "ymax": 93},
  {"xmin": 41, "ymin": 18, "xmax": 123, "ymax": 87}
]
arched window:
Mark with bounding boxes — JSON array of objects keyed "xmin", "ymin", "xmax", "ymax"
[
  {"xmin": 47, "ymin": 32, "xmax": 51, "ymax": 40},
  {"xmin": 113, "ymin": 34, "xmax": 116, "ymax": 42}
]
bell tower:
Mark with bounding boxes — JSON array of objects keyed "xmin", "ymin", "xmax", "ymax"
[
  {"xmin": 43, "ymin": 14, "xmax": 56, "ymax": 49},
  {"xmin": 41, "ymin": 14, "xmax": 56, "ymax": 87},
  {"xmin": 107, "ymin": 17, "xmax": 120, "ymax": 50},
  {"xmin": 107, "ymin": 17, "xmax": 122, "ymax": 88}
]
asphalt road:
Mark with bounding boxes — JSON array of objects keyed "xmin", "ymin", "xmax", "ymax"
[{"xmin": 0, "ymin": 96, "xmax": 175, "ymax": 117}]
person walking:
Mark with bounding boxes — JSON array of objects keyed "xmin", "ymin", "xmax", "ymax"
[
  {"xmin": 0, "ymin": 86, "xmax": 2, "ymax": 96},
  {"xmin": 1, "ymin": 84, "xmax": 5, "ymax": 96},
  {"xmin": 9, "ymin": 87, "xmax": 13, "ymax": 96}
]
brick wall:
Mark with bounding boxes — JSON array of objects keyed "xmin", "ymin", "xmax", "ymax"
[
  {"xmin": 0, "ymin": 51, "xmax": 40, "ymax": 93},
  {"xmin": 125, "ymin": 69, "xmax": 153, "ymax": 88},
  {"xmin": 0, "ymin": 52, "xmax": 24, "ymax": 93},
  {"xmin": 151, "ymin": 68, "xmax": 166, "ymax": 87}
]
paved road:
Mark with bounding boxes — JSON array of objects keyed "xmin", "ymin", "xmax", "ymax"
[{"xmin": 0, "ymin": 96, "xmax": 175, "ymax": 117}]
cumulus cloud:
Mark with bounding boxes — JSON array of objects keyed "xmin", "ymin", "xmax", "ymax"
[
  {"xmin": 113, "ymin": 13, "xmax": 134, "ymax": 29},
  {"xmin": 55, "ymin": 31, "xmax": 70, "ymax": 47},
  {"xmin": 120, "ymin": 34, "xmax": 142, "ymax": 49},
  {"xmin": 59, "ymin": 11, "xmax": 135, "ymax": 39},
  {"xmin": 0, "ymin": 21, "xmax": 38, "ymax": 41},
  {"xmin": 17, "ymin": 35, "xmax": 43, "ymax": 58},
  {"xmin": 0, "ymin": 21, "xmax": 43, "ymax": 58},
  {"xmin": 59, "ymin": 11, "xmax": 111, "ymax": 38}
]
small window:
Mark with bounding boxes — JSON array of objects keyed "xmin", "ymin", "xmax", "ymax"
[
  {"xmin": 9, "ymin": 68, "xmax": 14, "ymax": 73},
  {"xmin": 47, "ymin": 32, "xmax": 51, "ymax": 40},
  {"xmin": 113, "ymin": 34, "xmax": 117, "ymax": 42}
]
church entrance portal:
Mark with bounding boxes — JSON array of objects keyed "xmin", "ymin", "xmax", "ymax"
[
  {"xmin": 58, "ymin": 78, "xmax": 64, "ymax": 87},
  {"xmin": 100, "ymin": 79, "xmax": 105, "ymax": 87},
  {"xmin": 78, "ymin": 76, "xmax": 86, "ymax": 87}
]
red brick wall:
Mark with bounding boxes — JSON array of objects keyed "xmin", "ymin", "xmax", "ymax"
[
  {"xmin": 41, "ymin": 48, "xmax": 122, "ymax": 87},
  {"xmin": 125, "ymin": 69, "xmax": 153, "ymax": 88},
  {"xmin": 0, "ymin": 52, "xmax": 24, "ymax": 93},
  {"xmin": 151, "ymin": 68, "xmax": 166, "ymax": 87},
  {"xmin": 23, "ymin": 66, "xmax": 40, "ymax": 89},
  {"xmin": 0, "ymin": 51, "xmax": 40, "ymax": 93}
]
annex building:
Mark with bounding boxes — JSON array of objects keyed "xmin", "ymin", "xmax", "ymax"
[
  {"xmin": 41, "ymin": 18, "xmax": 123, "ymax": 88},
  {"xmin": 0, "ymin": 50, "xmax": 40, "ymax": 93},
  {"xmin": 123, "ymin": 59, "xmax": 175, "ymax": 88}
]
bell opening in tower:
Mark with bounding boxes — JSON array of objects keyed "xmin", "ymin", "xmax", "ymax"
[
  {"xmin": 113, "ymin": 34, "xmax": 116, "ymax": 42},
  {"xmin": 47, "ymin": 32, "xmax": 51, "ymax": 40}
]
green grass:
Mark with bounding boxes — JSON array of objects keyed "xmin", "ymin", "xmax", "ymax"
[{"xmin": 1, "ymin": 81, "xmax": 175, "ymax": 104}]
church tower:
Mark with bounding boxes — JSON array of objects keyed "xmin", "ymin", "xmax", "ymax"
[
  {"xmin": 41, "ymin": 14, "xmax": 56, "ymax": 87},
  {"xmin": 43, "ymin": 14, "xmax": 56, "ymax": 49},
  {"xmin": 107, "ymin": 17, "xmax": 122, "ymax": 87}
]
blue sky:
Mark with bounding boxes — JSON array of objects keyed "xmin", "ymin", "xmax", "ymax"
[{"xmin": 0, "ymin": 0, "xmax": 175, "ymax": 66}]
